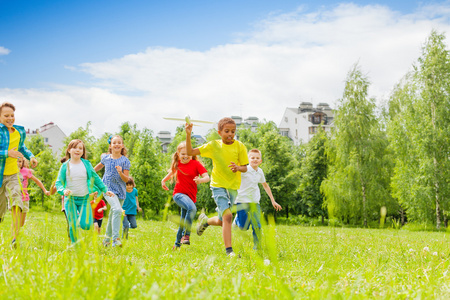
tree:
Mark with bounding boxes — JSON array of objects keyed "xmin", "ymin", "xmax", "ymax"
[
  {"xmin": 298, "ymin": 126, "xmax": 328, "ymax": 223},
  {"xmin": 25, "ymin": 135, "xmax": 58, "ymax": 208},
  {"xmin": 387, "ymin": 31, "xmax": 450, "ymax": 228},
  {"xmin": 130, "ymin": 128, "xmax": 167, "ymax": 216},
  {"xmin": 322, "ymin": 64, "xmax": 394, "ymax": 226}
]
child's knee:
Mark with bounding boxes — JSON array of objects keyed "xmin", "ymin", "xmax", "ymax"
[{"xmin": 130, "ymin": 223, "xmax": 137, "ymax": 229}]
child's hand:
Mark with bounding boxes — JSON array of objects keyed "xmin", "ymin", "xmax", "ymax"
[
  {"xmin": 185, "ymin": 123, "xmax": 193, "ymax": 135},
  {"xmin": 272, "ymin": 201, "xmax": 282, "ymax": 211},
  {"xmin": 161, "ymin": 181, "xmax": 169, "ymax": 191},
  {"xmin": 30, "ymin": 157, "xmax": 38, "ymax": 168},
  {"xmin": 8, "ymin": 148, "xmax": 22, "ymax": 159},
  {"xmin": 138, "ymin": 207, "xmax": 142, "ymax": 212},
  {"xmin": 106, "ymin": 191, "xmax": 115, "ymax": 197},
  {"xmin": 64, "ymin": 189, "xmax": 72, "ymax": 196},
  {"xmin": 97, "ymin": 208, "xmax": 103, "ymax": 213},
  {"xmin": 44, "ymin": 190, "xmax": 50, "ymax": 196},
  {"xmin": 228, "ymin": 162, "xmax": 239, "ymax": 173},
  {"xmin": 115, "ymin": 166, "xmax": 122, "ymax": 173},
  {"xmin": 193, "ymin": 176, "xmax": 201, "ymax": 184}
]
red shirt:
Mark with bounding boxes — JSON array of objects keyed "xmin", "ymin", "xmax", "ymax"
[
  {"xmin": 91, "ymin": 199, "xmax": 106, "ymax": 220},
  {"xmin": 173, "ymin": 160, "xmax": 208, "ymax": 203}
]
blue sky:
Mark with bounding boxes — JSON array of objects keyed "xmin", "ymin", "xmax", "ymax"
[{"xmin": 1, "ymin": 0, "xmax": 449, "ymax": 138}]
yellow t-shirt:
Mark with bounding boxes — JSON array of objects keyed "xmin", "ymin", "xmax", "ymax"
[
  {"xmin": 199, "ymin": 140, "xmax": 249, "ymax": 190},
  {"xmin": 4, "ymin": 129, "xmax": 20, "ymax": 175}
]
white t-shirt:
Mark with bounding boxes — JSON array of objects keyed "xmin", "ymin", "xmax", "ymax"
[
  {"xmin": 66, "ymin": 161, "xmax": 89, "ymax": 197},
  {"xmin": 236, "ymin": 166, "xmax": 266, "ymax": 204}
]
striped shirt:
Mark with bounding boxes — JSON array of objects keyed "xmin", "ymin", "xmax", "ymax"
[{"xmin": 100, "ymin": 154, "xmax": 130, "ymax": 199}]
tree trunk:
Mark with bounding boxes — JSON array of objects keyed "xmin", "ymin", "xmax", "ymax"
[
  {"xmin": 435, "ymin": 177, "xmax": 441, "ymax": 230},
  {"xmin": 362, "ymin": 184, "xmax": 367, "ymax": 227},
  {"xmin": 285, "ymin": 205, "xmax": 289, "ymax": 219}
]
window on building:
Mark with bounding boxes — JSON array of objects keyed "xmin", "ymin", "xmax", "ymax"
[
  {"xmin": 295, "ymin": 118, "xmax": 297, "ymax": 124},
  {"xmin": 285, "ymin": 117, "xmax": 288, "ymax": 122},
  {"xmin": 296, "ymin": 129, "xmax": 298, "ymax": 137},
  {"xmin": 44, "ymin": 138, "xmax": 49, "ymax": 143}
]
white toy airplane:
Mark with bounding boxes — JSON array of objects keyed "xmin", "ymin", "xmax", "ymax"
[{"xmin": 163, "ymin": 115, "xmax": 214, "ymax": 126}]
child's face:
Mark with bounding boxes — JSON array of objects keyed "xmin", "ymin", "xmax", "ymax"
[
  {"xmin": 0, "ymin": 107, "xmax": 15, "ymax": 130},
  {"xmin": 218, "ymin": 123, "xmax": 236, "ymax": 145},
  {"xmin": 17, "ymin": 156, "xmax": 23, "ymax": 168},
  {"xmin": 110, "ymin": 137, "xmax": 124, "ymax": 153},
  {"xmin": 178, "ymin": 147, "xmax": 192, "ymax": 164},
  {"xmin": 69, "ymin": 143, "xmax": 85, "ymax": 159},
  {"xmin": 126, "ymin": 184, "xmax": 134, "ymax": 192},
  {"xmin": 248, "ymin": 152, "xmax": 262, "ymax": 168}
]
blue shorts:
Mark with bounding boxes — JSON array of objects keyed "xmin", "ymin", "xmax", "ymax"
[
  {"xmin": 210, "ymin": 187, "xmax": 237, "ymax": 221},
  {"xmin": 234, "ymin": 203, "xmax": 261, "ymax": 230},
  {"xmin": 94, "ymin": 218, "xmax": 103, "ymax": 228}
]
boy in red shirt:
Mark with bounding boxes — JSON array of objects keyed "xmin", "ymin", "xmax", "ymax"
[{"xmin": 91, "ymin": 198, "xmax": 107, "ymax": 234}]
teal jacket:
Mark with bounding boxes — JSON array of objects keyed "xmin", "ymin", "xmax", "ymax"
[
  {"xmin": 0, "ymin": 124, "xmax": 34, "ymax": 187},
  {"xmin": 55, "ymin": 158, "xmax": 108, "ymax": 196}
]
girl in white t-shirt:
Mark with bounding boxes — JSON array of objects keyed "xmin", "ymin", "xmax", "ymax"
[{"xmin": 55, "ymin": 139, "xmax": 114, "ymax": 243}]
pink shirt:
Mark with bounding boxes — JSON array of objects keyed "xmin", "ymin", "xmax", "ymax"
[{"xmin": 20, "ymin": 168, "xmax": 33, "ymax": 201}]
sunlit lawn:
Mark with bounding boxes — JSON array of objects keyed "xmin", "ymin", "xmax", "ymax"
[{"xmin": 0, "ymin": 211, "xmax": 449, "ymax": 299}]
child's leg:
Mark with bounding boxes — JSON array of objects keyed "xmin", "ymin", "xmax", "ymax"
[
  {"xmin": 78, "ymin": 197, "xmax": 93, "ymax": 231},
  {"xmin": 249, "ymin": 204, "xmax": 262, "ymax": 250},
  {"xmin": 103, "ymin": 194, "xmax": 123, "ymax": 242},
  {"xmin": 63, "ymin": 209, "xmax": 70, "ymax": 239},
  {"xmin": 94, "ymin": 221, "xmax": 100, "ymax": 234},
  {"xmin": 122, "ymin": 215, "xmax": 130, "ymax": 239},
  {"xmin": 0, "ymin": 185, "xmax": 7, "ymax": 223},
  {"xmin": 173, "ymin": 194, "xmax": 197, "ymax": 236},
  {"xmin": 210, "ymin": 187, "xmax": 238, "ymax": 251},
  {"xmin": 7, "ymin": 175, "xmax": 24, "ymax": 241},
  {"xmin": 235, "ymin": 203, "xmax": 251, "ymax": 231},
  {"xmin": 175, "ymin": 208, "xmax": 186, "ymax": 247},
  {"xmin": 20, "ymin": 200, "xmax": 29, "ymax": 227},
  {"xmin": 128, "ymin": 215, "xmax": 137, "ymax": 229},
  {"xmin": 65, "ymin": 198, "xmax": 79, "ymax": 243}
]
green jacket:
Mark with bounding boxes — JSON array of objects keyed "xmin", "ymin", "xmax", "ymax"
[{"xmin": 55, "ymin": 158, "xmax": 108, "ymax": 196}]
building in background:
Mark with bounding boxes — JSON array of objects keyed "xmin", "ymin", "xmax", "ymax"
[
  {"xmin": 278, "ymin": 102, "xmax": 334, "ymax": 145},
  {"xmin": 27, "ymin": 122, "xmax": 67, "ymax": 155}
]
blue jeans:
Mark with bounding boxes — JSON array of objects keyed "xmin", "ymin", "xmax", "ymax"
[
  {"xmin": 123, "ymin": 215, "xmax": 137, "ymax": 229},
  {"xmin": 234, "ymin": 203, "xmax": 262, "ymax": 249},
  {"xmin": 103, "ymin": 194, "xmax": 124, "ymax": 241},
  {"xmin": 65, "ymin": 195, "xmax": 92, "ymax": 243},
  {"xmin": 210, "ymin": 187, "xmax": 237, "ymax": 221},
  {"xmin": 173, "ymin": 193, "xmax": 197, "ymax": 247}
]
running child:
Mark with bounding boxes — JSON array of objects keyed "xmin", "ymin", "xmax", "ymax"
[
  {"xmin": 17, "ymin": 157, "xmax": 50, "ymax": 228},
  {"xmin": 122, "ymin": 177, "xmax": 142, "ymax": 239},
  {"xmin": 234, "ymin": 149, "xmax": 282, "ymax": 250},
  {"xmin": 91, "ymin": 196, "xmax": 107, "ymax": 234},
  {"xmin": 0, "ymin": 102, "xmax": 39, "ymax": 247},
  {"xmin": 94, "ymin": 135, "xmax": 130, "ymax": 247},
  {"xmin": 161, "ymin": 142, "xmax": 209, "ymax": 249},
  {"xmin": 186, "ymin": 117, "xmax": 248, "ymax": 257},
  {"xmin": 55, "ymin": 139, "xmax": 114, "ymax": 243}
]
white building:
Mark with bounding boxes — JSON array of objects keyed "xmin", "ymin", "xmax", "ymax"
[
  {"xmin": 232, "ymin": 116, "xmax": 259, "ymax": 132},
  {"xmin": 27, "ymin": 122, "xmax": 67, "ymax": 155},
  {"xmin": 278, "ymin": 102, "xmax": 334, "ymax": 145}
]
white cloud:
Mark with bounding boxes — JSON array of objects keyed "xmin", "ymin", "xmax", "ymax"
[
  {"xmin": 2, "ymin": 3, "xmax": 450, "ymax": 139},
  {"xmin": 0, "ymin": 47, "xmax": 11, "ymax": 56}
]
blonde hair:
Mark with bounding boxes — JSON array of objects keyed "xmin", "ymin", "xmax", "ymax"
[
  {"xmin": 249, "ymin": 149, "xmax": 261, "ymax": 155},
  {"xmin": 108, "ymin": 135, "xmax": 128, "ymax": 156},
  {"xmin": 61, "ymin": 139, "xmax": 87, "ymax": 163},
  {"xmin": 169, "ymin": 142, "xmax": 200, "ymax": 180},
  {"xmin": 18, "ymin": 157, "xmax": 29, "ymax": 169}
]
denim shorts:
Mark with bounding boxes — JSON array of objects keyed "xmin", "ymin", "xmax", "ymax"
[
  {"xmin": 210, "ymin": 187, "xmax": 237, "ymax": 221},
  {"xmin": 94, "ymin": 218, "xmax": 103, "ymax": 227}
]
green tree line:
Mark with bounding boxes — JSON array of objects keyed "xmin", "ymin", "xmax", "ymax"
[{"xmin": 23, "ymin": 31, "xmax": 450, "ymax": 229}]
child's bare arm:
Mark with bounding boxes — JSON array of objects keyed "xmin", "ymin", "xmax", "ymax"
[
  {"xmin": 161, "ymin": 170, "xmax": 174, "ymax": 190},
  {"xmin": 94, "ymin": 163, "xmax": 104, "ymax": 172},
  {"xmin": 229, "ymin": 162, "xmax": 247, "ymax": 173},
  {"xmin": 136, "ymin": 197, "xmax": 142, "ymax": 212},
  {"xmin": 31, "ymin": 175, "xmax": 50, "ymax": 196},
  {"xmin": 262, "ymin": 182, "xmax": 282, "ymax": 211},
  {"xmin": 194, "ymin": 172, "xmax": 210, "ymax": 184},
  {"xmin": 116, "ymin": 167, "xmax": 129, "ymax": 182},
  {"xmin": 185, "ymin": 123, "xmax": 201, "ymax": 156}
]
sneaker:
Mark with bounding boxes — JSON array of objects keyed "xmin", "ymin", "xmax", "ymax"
[
  {"xmin": 227, "ymin": 251, "xmax": 240, "ymax": 258},
  {"xmin": 102, "ymin": 239, "xmax": 111, "ymax": 247},
  {"xmin": 112, "ymin": 238, "xmax": 122, "ymax": 247},
  {"xmin": 181, "ymin": 235, "xmax": 190, "ymax": 245},
  {"xmin": 11, "ymin": 239, "xmax": 17, "ymax": 249},
  {"xmin": 196, "ymin": 213, "xmax": 209, "ymax": 236}
]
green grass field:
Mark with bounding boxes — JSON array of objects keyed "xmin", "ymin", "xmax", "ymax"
[{"xmin": 0, "ymin": 211, "xmax": 449, "ymax": 299}]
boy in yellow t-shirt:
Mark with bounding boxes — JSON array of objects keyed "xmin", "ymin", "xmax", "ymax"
[
  {"xmin": 186, "ymin": 117, "xmax": 248, "ymax": 257},
  {"xmin": 0, "ymin": 102, "xmax": 38, "ymax": 247}
]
